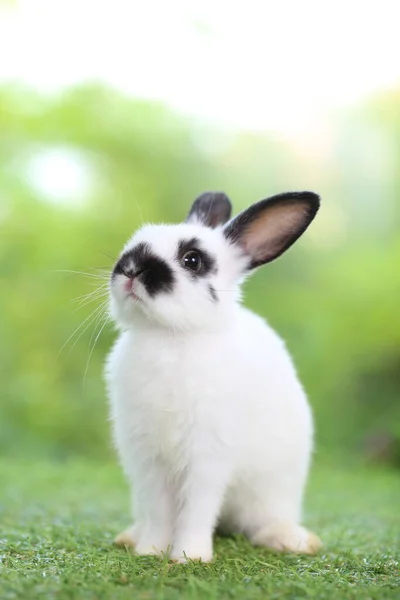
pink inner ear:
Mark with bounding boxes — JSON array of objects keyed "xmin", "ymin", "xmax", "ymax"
[{"xmin": 243, "ymin": 201, "xmax": 311, "ymax": 263}]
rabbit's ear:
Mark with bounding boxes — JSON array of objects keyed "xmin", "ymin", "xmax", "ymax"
[
  {"xmin": 186, "ymin": 192, "xmax": 232, "ymax": 228},
  {"xmin": 224, "ymin": 191, "xmax": 320, "ymax": 269}
]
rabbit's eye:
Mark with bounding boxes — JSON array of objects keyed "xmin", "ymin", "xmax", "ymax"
[{"xmin": 182, "ymin": 250, "xmax": 202, "ymax": 273}]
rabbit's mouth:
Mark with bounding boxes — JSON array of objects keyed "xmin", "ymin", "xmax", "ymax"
[
  {"xmin": 129, "ymin": 290, "xmax": 142, "ymax": 303},
  {"xmin": 122, "ymin": 275, "xmax": 143, "ymax": 303}
]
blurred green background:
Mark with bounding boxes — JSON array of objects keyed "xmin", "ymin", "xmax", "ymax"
[{"xmin": 1, "ymin": 82, "xmax": 399, "ymax": 465}]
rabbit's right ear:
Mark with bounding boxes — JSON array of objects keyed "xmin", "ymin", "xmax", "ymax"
[
  {"xmin": 224, "ymin": 191, "xmax": 320, "ymax": 270},
  {"xmin": 186, "ymin": 192, "xmax": 232, "ymax": 228}
]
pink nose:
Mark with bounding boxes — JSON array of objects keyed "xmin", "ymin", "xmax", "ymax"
[{"xmin": 123, "ymin": 276, "xmax": 134, "ymax": 292}]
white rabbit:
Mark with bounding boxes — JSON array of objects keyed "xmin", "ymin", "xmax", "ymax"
[{"xmin": 106, "ymin": 191, "xmax": 321, "ymax": 562}]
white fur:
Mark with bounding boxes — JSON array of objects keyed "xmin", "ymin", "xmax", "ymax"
[{"xmin": 106, "ymin": 219, "xmax": 321, "ymax": 562}]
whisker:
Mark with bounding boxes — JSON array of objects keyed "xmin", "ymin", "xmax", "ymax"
[
  {"xmin": 88, "ymin": 302, "xmax": 109, "ymax": 349},
  {"xmin": 57, "ymin": 301, "xmax": 108, "ymax": 359},
  {"xmin": 68, "ymin": 301, "xmax": 109, "ymax": 356},
  {"xmin": 84, "ymin": 280, "xmax": 111, "ymax": 288},
  {"xmin": 54, "ymin": 269, "xmax": 109, "ymax": 280},
  {"xmin": 92, "ymin": 268, "xmax": 111, "ymax": 276},
  {"xmin": 83, "ymin": 311, "xmax": 110, "ymax": 387},
  {"xmin": 133, "ymin": 197, "xmax": 145, "ymax": 226},
  {"xmin": 206, "ymin": 192, "xmax": 215, "ymax": 223},
  {"xmin": 100, "ymin": 251, "xmax": 117, "ymax": 262},
  {"xmin": 72, "ymin": 294, "xmax": 108, "ymax": 310},
  {"xmin": 71, "ymin": 284, "xmax": 109, "ymax": 306},
  {"xmin": 71, "ymin": 282, "xmax": 109, "ymax": 299},
  {"xmin": 72, "ymin": 293, "xmax": 109, "ymax": 313}
]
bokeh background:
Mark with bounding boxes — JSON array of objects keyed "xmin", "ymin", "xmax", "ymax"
[{"xmin": 1, "ymin": 0, "xmax": 399, "ymax": 467}]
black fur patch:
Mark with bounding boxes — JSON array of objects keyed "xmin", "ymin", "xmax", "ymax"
[
  {"xmin": 113, "ymin": 242, "xmax": 175, "ymax": 296},
  {"xmin": 112, "ymin": 262, "xmax": 126, "ymax": 278},
  {"xmin": 209, "ymin": 285, "xmax": 218, "ymax": 302},
  {"xmin": 186, "ymin": 192, "xmax": 232, "ymax": 228},
  {"xmin": 176, "ymin": 238, "xmax": 217, "ymax": 278}
]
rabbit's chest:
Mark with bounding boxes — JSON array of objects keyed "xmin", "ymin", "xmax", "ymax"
[
  {"xmin": 116, "ymin": 338, "xmax": 194, "ymax": 459},
  {"xmin": 108, "ymin": 329, "xmax": 235, "ymax": 464}
]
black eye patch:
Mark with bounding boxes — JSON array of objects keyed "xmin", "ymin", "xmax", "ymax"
[
  {"xmin": 113, "ymin": 242, "xmax": 175, "ymax": 297},
  {"xmin": 176, "ymin": 238, "xmax": 217, "ymax": 278}
]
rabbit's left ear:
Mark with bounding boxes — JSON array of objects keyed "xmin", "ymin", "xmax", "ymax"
[
  {"xmin": 186, "ymin": 192, "xmax": 232, "ymax": 228},
  {"xmin": 224, "ymin": 191, "xmax": 320, "ymax": 269}
]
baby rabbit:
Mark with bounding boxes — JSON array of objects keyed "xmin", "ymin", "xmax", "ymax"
[{"xmin": 106, "ymin": 191, "xmax": 321, "ymax": 562}]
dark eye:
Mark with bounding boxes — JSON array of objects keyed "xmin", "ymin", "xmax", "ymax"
[{"xmin": 182, "ymin": 250, "xmax": 202, "ymax": 272}]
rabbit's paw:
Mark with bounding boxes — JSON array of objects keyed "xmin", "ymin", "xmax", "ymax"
[
  {"xmin": 252, "ymin": 522, "xmax": 321, "ymax": 555},
  {"xmin": 134, "ymin": 532, "xmax": 172, "ymax": 557},
  {"xmin": 114, "ymin": 526, "xmax": 137, "ymax": 548},
  {"xmin": 170, "ymin": 537, "xmax": 213, "ymax": 563}
]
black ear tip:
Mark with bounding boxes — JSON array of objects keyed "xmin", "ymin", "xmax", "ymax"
[
  {"xmin": 196, "ymin": 191, "xmax": 232, "ymax": 209},
  {"xmin": 259, "ymin": 191, "xmax": 320, "ymax": 219},
  {"xmin": 296, "ymin": 191, "xmax": 321, "ymax": 211}
]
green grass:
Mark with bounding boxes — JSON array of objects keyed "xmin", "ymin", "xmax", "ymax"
[{"xmin": 0, "ymin": 459, "xmax": 399, "ymax": 599}]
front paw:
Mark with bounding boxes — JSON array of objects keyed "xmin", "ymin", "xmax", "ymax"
[
  {"xmin": 114, "ymin": 526, "xmax": 137, "ymax": 548},
  {"xmin": 170, "ymin": 537, "xmax": 213, "ymax": 563},
  {"xmin": 135, "ymin": 534, "xmax": 172, "ymax": 557}
]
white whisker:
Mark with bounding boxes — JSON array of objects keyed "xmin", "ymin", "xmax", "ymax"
[
  {"xmin": 133, "ymin": 197, "xmax": 145, "ymax": 226},
  {"xmin": 54, "ymin": 269, "xmax": 109, "ymax": 280},
  {"xmin": 71, "ymin": 284, "xmax": 109, "ymax": 308},
  {"xmin": 57, "ymin": 301, "xmax": 108, "ymax": 359},
  {"xmin": 68, "ymin": 301, "xmax": 109, "ymax": 357},
  {"xmin": 88, "ymin": 302, "xmax": 109, "ymax": 349},
  {"xmin": 73, "ymin": 292, "xmax": 109, "ymax": 313},
  {"xmin": 100, "ymin": 251, "xmax": 117, "ymax": 262},
  {"xmin": 83, "ymin": 312, "xmax": 110, "ymax": 387}
]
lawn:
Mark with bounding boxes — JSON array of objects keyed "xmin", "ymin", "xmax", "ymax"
[{"xmin": 0, "ymin": 458, "xmax": 399, "ymax": 600}]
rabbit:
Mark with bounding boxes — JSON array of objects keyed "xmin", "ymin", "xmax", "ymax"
[{"xmin": 105, "ymin": 190, "xmax": 322, "ymax": 563}]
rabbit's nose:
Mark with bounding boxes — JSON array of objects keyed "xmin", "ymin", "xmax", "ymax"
[
  {"xmin": 122, "ymin": 266, "xmax": 135, "ymax": 278},
  {"xmin": 112, "ymin": 256, "xmax": 135, "ymax": 279},
  {"xmin": 123, "ymin": 267, "xmax": 144, "ymax": 279},
  {"xmin": 123, "ymin": 276, "xmax": 134, "ymax": 292}
]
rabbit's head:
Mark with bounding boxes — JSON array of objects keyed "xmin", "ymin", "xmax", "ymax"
[{"xmin": 109, "ymin": 191, "xmax": 319, "ymax": 330}]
